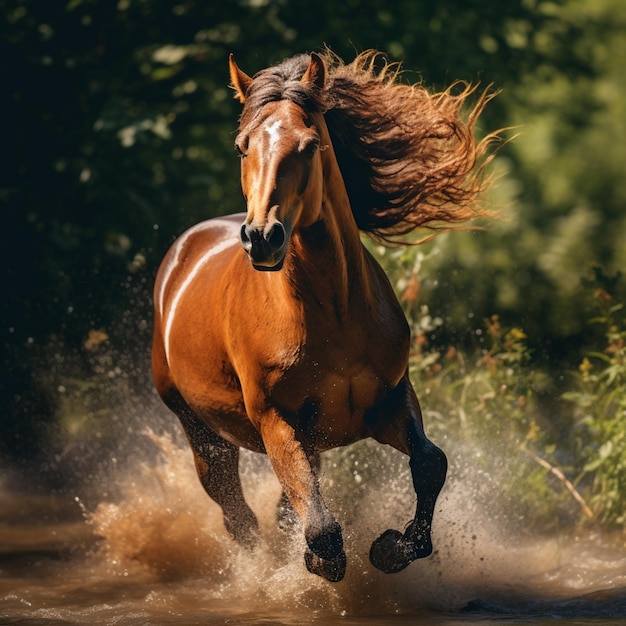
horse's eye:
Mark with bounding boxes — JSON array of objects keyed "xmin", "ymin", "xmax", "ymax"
[
  {"xmin": 234, "ymin": 135, "xmax": 249, "ymax": 158},
  {"xmin": 300, "ymin": 137, "xmax": 320, "ymax": 158}
]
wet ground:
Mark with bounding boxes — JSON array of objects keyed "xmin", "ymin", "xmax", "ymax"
[{"xmin": 2, "ymin": 432, "xmax": 626, "ymax": 625}]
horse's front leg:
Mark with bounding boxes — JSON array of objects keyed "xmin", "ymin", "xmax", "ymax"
[
  {"xmin": 259, "ymin": 413, "xmax": 346, "ymax": 582},
  {"xmin": 369, "ymin": 373, "xmax": 448, "ymax": 574}
]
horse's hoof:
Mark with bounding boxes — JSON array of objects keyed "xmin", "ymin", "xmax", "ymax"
[
  {"xmin": 305, "ymin": 548, "xmax": 346, "ymax": 582},
  {"xmin": 305, "ymin": 519, "xmax": 343, "ymax": 561},
  {"xmin": 369, "ymin": 528, "xmax": 432, "ymax": 574}
]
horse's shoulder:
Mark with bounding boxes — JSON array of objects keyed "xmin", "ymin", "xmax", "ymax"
[
  {"xmin": 171, "ymin": 215, "xmax": 242, "ymax": 257},
  {"xmin": 154, "ymin": 215, "xmax": 244, "ymax": 334},
  {"xmin": 157, "ymin": 215, "xmax": 241, "ymax": 282}
]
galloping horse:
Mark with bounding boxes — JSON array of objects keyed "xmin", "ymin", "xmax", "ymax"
[{"xmin": 152, "ymin": 50, "xmax": 495, "ymax": 582}]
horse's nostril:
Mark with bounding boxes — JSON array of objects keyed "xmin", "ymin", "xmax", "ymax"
[
  {"xmin": 266, "ymin": 222, "xmax": 286, "ymax": 250},
  {"xmin": 240, "ymin": 224, "xmax": 252, "ymax": 251}
]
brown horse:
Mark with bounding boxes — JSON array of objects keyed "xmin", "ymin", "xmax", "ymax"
[{"xmin": 152, "ymin": 50, "xmax": 495, "ymax": 582}]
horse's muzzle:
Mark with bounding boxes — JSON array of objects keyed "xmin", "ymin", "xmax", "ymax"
[{"xmin": 240, "ymin": 219, "xmax": 288, "ymax": 270}]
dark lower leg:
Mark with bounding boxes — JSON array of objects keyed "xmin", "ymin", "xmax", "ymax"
[
  {"xmin": 369, "ymin": 375, "xmax": 447, "ymax": 573},
  {"xmin": 406, "ymin": 436, "xmax": 447, "ymax": 554},
  {"xmin": 172, "ymin": 397, "xmax": 259, "ymax": 547},
  {"xmin": 193, "ymin": 451, "xmax": 259, "ymax": 547},
  {"xmin": 370, "ymin": 435, "xmax": 447, "ymax": 573}
]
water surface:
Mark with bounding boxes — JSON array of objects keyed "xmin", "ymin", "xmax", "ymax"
[{"xmin": 2, "ymin": 431, "xmax": 626, "ymax": 625}]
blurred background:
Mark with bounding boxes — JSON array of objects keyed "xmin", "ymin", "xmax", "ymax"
[{"xmin": 1, "ymin": 0, "xmax": 625, "ymax": 529}]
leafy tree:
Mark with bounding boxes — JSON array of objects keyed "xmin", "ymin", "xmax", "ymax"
[{"xmin": 418, "ymin": 0, "xmax": 626, "ymax": 364}]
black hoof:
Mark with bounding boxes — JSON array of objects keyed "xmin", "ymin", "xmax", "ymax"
[
  {"xmin": 369, "ymin": 528, "xmax": 432, "ymax": 574},
  {"xmin": 305, "ymin": 548, "xmax": 347, "ymax": 582},
  {"xmin": 305, "ymin": 520, "xmax": 343, "ymax": 561}
]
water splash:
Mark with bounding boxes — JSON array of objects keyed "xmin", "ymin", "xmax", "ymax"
[
  {"xmin": 85, "ymin": 429, "xmax": 351, "ymax": 614},
  {"xmin": 3, "ymin": 426, "xmax": 626, "ymax": 624},
  {"xmin": 82, "ymin": 429, "xmax": 626, "ymax": 619}
]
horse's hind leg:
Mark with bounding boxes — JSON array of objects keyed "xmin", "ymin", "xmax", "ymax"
[
  {"xmin": 166, "ymin": 391, "xmax": 259, "ymax": 548},
  {"xmin": 276, "ymin": 491, "xmax": 297, "ymax": 532},
  {"xmin": 369, "ymin": 374, "xmax": 447, "ymax": 574}
]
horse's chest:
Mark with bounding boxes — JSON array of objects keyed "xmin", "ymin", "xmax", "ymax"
[
  {"xmin": 268, "ymin": 336, "xmax": 405, "ymax": 446},
  {"xmin": 230, "ymin": 272, "xmax": 410, "ymax": 445}
]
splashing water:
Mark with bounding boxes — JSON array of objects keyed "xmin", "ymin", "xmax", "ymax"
[{"xmin": 2, "ymin": 427, "xmax": 626, "ymax": 625}]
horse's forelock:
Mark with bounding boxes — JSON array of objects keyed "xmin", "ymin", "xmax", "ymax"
[{"xmin": 239, "ymin": 55, "xmax": 328, "ymax": 129}]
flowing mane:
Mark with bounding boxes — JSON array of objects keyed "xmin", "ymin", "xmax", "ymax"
[{"xmin": 236, "ymin": 49, "xmax": 498, "ymax": 241}]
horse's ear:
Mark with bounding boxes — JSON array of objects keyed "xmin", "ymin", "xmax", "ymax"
[
  {"xmin": 301, "ymin": 52, "xmax": 326, "ymax": 90},
  {"xmin": 229, "ymin": 53, "xmax": 253, "ymax": 104}
]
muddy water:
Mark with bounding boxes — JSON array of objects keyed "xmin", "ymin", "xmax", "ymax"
[{"xmin": 2, "ymin": 430, "xmax": 626, "ymax": 625}]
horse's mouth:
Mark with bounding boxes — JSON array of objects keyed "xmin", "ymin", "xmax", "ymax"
[{"xmin": 251, "ymin": 255, "xmax": 285, "ymax": 272}]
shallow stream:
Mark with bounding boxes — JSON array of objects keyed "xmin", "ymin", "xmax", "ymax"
[{"xmin": 2, "ymin": 431, "xmax": 626, "ymax": 625}]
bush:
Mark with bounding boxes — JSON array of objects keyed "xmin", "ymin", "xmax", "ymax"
[
  {"xmin": 374, "ymin": 243, "xmax": 611, "ymax": 532},
  {"xmin": 563, "ymin": 271, "xmax": 626, "ymax": 527}
]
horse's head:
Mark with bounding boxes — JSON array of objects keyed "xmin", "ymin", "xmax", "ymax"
[{"xmin": 229, "ymin": 53, "xmax": 326, "ymax": 270}]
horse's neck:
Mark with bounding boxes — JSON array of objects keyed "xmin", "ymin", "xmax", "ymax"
[{"xmin": 288, "ymin": 141, "xmax": 370, "ymax": 318}]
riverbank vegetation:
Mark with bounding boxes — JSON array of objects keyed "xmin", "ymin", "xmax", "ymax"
[{"xmin": 381, "ymin": 245, "xmax": 626, "ymax": 531}]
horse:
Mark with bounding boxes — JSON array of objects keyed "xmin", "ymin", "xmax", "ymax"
[{"xmin": 152, "ymin": 50, "xmax": 496, "ymax": 582}]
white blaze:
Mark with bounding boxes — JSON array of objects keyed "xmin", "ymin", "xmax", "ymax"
[{"xmin": 265, "ymin": 120, "xmax": 282, "ymax": 152}]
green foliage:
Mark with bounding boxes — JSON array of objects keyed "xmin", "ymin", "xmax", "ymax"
[
  {"xmin": 405, "ymin": 309, "xmax": 604, "ymax": 529},
  {"xmin": 412, "ymin": 317, "xmax": 533, "ymax": 440},
  {"xmin": 374, "ymin": 242, "xmax": 602, "ymax": 530},
  {"xmin": 406, "ymin": 310, "xmax": 570, "ymax": 528},
  {"xmin": 416, "ymin": 0, "xmax": 626, "ymax": 351},
  {"xmin": 401, "ymin": 259, "xmax": 626, "ymax": 531},
  {"xmin": 563, "ymin": 272, "xmax": 626, "ymax": 527}
]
